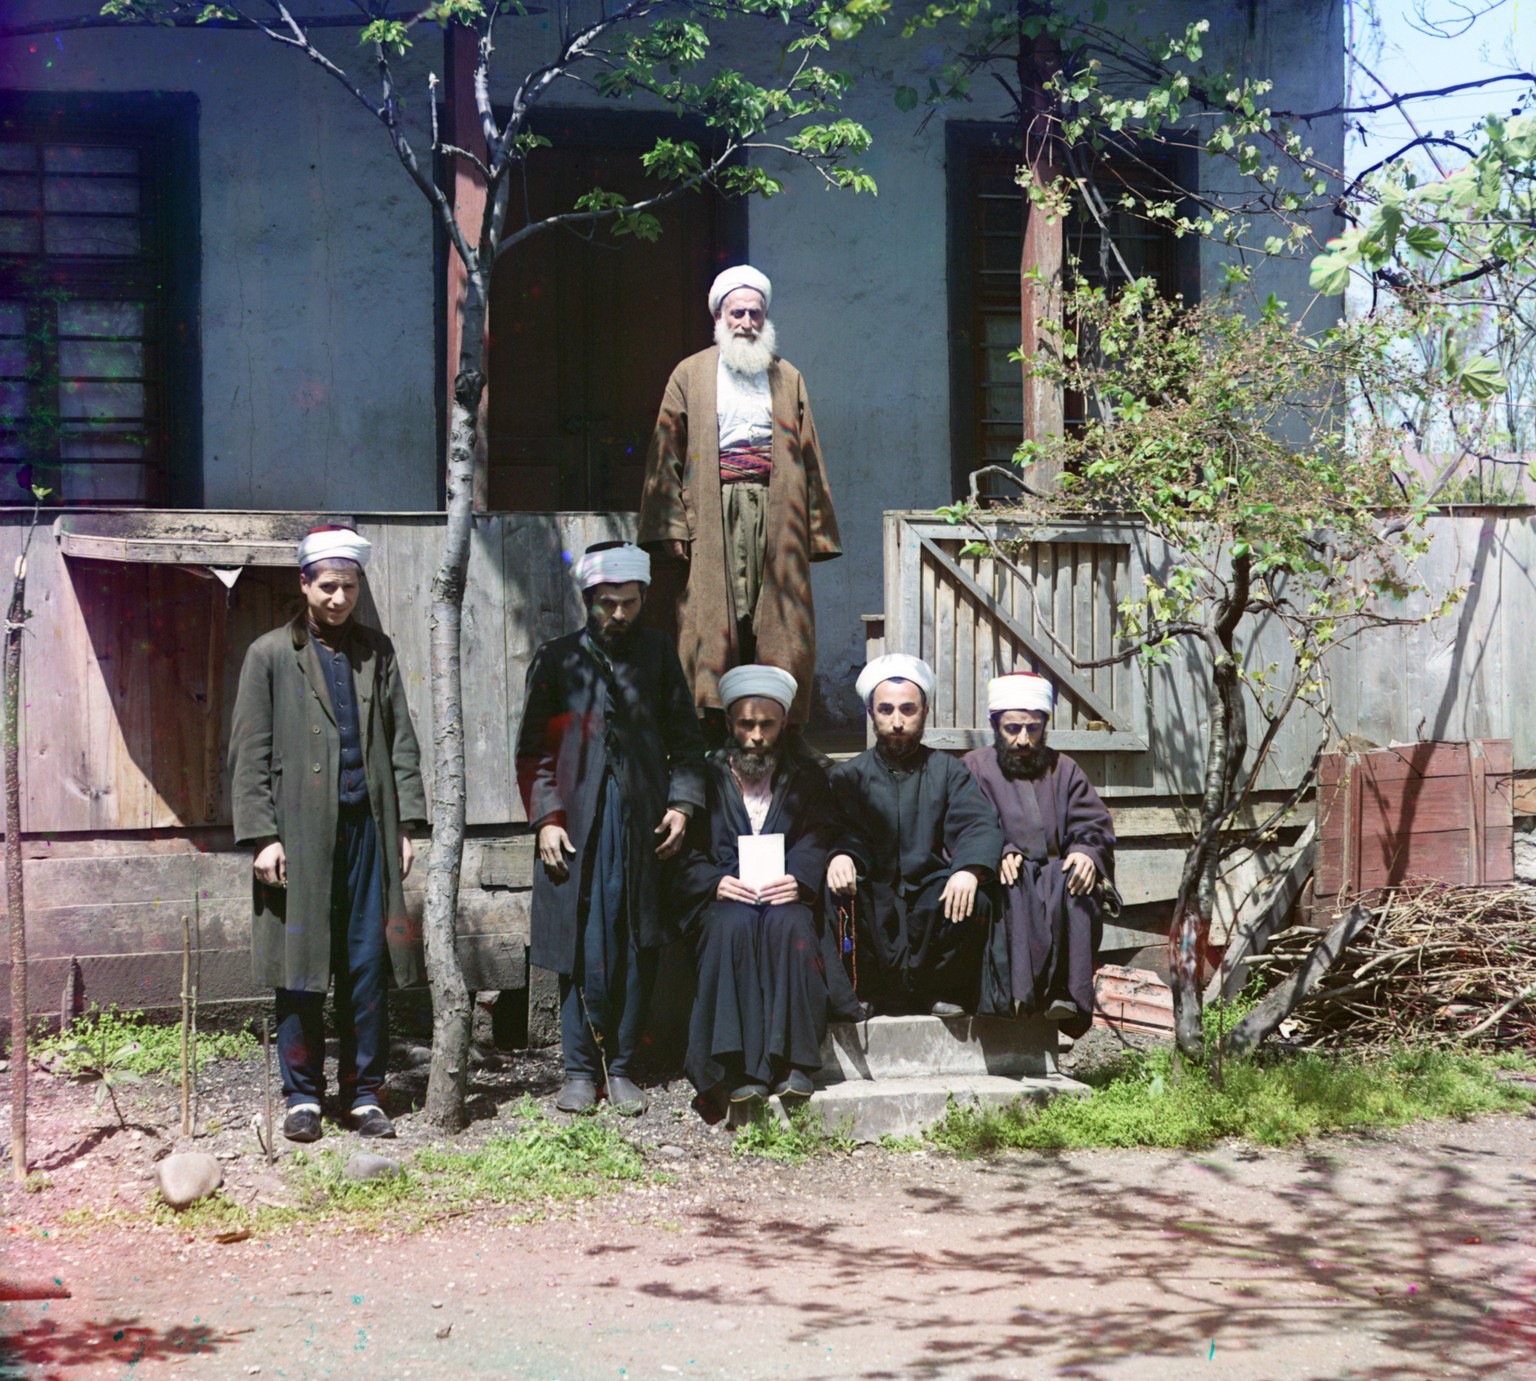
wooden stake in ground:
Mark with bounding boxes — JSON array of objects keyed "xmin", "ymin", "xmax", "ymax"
[
  {"xmin": 180, "ymin": 913, "xmax": 192, "ymax": 1137},
  {"xmin": 261, "ymin": 1017, "xmax": 275, "ymax": 1165},
  {"xmin": 6, "ymin": 496, "xmax": 43, "ymax": 1186}
]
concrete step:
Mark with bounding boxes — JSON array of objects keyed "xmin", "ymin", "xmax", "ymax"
[
  {"xmin": 818, "ymin": 1012, "xmax": 1060, "ymax": 1085},
  {"xmin": 807, "ymin": 1073, "xmax": 1089, "ymax": 1143}
]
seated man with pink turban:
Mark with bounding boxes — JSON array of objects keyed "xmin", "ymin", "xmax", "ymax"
[{"xmin": 962, "ymin": 672, "xmax": 1116, "ymax": 1034}]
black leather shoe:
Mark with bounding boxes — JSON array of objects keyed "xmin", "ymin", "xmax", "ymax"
[
  {"xmin": 556, "ymin": 1077, "xmax": 600, "ymax": 1114},
  {"xmin": 282, "ymin": 1106, "xmax": 322, "ymax": 1143},
  {"xmin": 351, "ymin": 1105, "xmax": 396, "ymax": 1139},
  {"xmin": 728, "ymin": 1081, "xmax": 769, "ymax": 1105},
  {"xmin": 772, "ymin": 1069, "xmax": 815, "ymax": 1102},
  {"xmin": 604, "ymin": 1075, "xmax": 648, "ymax": 1116}
]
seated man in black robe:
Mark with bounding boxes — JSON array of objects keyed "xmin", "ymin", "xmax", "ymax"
[
  {"xmin": 827, "ymin": 654, "xmax": 1004, "ymax": 1016},
  {"xmin": 674, "ymin": 664, "xmax": 839, "ymax": 1114},
  {"xmin": 962, "ymin": 672, "xmax": 1116, "ymax": 1034}
]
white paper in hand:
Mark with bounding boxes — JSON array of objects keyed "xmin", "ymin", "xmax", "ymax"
[{"xmin": 737, "ymin": 833, "xmax": 786, "ymax": 892}]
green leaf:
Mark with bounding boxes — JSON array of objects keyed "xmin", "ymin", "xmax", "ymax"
[
  {"xmin": 1456, "ymin": 354, "xmax": 1507, "ymax": 401},
  {"xmin": 1308, "ymin": 252, "xmax": 1351, "ymax": 295},
  {"xmin": 894, "ymin": 85, "xmax": 918, "ymax": 112}
]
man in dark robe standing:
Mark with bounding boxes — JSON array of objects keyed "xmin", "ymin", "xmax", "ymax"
[
  {"xmin": 675, "ymin": 664, "xmax": 839, "ymax": 1114},
  {"xmin": 637, "ymin": 265, "xmax": 841, "ymax": 728},
  {"xmin": 962, "ymin": 672, "xmax": 1116, "ymax": 1034},
  {"xmin": 517, "ymin": 542, "xmax": 706, "ymax": 1115},
  {"xmin": 827, "ymin": 654, "xmax": 1004, "ymax": 1016},
  {"xmin": 230, "ymin": 525, "xmax": 425, "ymax": 1143}
]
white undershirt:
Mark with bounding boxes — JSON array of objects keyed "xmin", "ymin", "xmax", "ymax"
[
  {"xmin": 717, "ymin": 358, "xmax": 773, "ymax": 451},
  {"xmin": 732, "ymin": 766, "xmax": 776, "ymax": 834}
]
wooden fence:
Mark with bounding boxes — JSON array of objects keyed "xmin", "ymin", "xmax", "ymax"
[{"xmin": 877, "ymin": 509, "xmax": 1536, "ymax": 796}]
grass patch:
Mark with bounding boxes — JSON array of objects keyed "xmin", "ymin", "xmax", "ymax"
[
  {"xmin": 731, "ymin": 1105, "xmax": 857, "ymax": 1164},
  {"xmin": 35, "ymin": 1005, "xmax": 258, "ymax": 1078},
  {"xmin": 927, "ymin": 1044, "xmax": 1536, "ymax": 1155},
  {"xmin": 58, "ymin": 1098, "xmax": 656, "ymax": 1237}
]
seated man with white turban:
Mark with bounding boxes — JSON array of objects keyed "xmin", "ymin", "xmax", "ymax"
[
  {"xmin": 673, "ymin": 663, "xmax": 841, "ymax": 1113},
  {"xmin": 827, "ymin": 654, "xmax": 1005, "ymax": 1016},
  {"xmin": 962, "ymin": 672, "xmax": 1116, "ymax": 1033},
  {"xmin": 517, "ymin": 541, "xmax": 706, "ymax": 1115},
  {"xmin": 230, "ymin": 525, "xmax": 426, "ymax": 1142}
]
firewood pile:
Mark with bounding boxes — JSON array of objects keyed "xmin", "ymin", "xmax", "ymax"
[{"xmin": 1247, "ymin": 883, "xmax": 1536, "ymax": 1048}]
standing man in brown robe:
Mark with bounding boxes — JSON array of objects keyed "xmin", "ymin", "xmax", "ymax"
[
  {"xmin": 962, "ymin": 672, "xmax": 1116, "ymax": 1035},
  {"xmin": 638, "ymin": 264, "xmax": 842, "ymax": 730}
]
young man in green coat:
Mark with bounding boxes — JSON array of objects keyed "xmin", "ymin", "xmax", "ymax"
[{"xmin": 230, "ymin": 525, "xmax": 426, "ymax": 1143}]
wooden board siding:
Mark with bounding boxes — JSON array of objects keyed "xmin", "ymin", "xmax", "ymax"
[
  {"xmin": 1315, "ymin": 740, "xmax": 1514, "ymax": 902},
  {"xmin": 0, "ymin": 837, "xmax": 532, "ymax": 1017},
  {"xmin": 5, "ymin": 510, "xmax": 635, "ymax": 837}
]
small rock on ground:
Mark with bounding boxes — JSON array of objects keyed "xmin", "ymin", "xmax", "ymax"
[
  {"xmin": 155, "ymin": 1152, "xmax": 223, "ymax": 1209},
  {"xmin": 345, "ymin": 1152, "xmax": 402, "ymax": 1182}
]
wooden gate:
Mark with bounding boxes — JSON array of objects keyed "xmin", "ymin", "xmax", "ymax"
[{"xmin": 881, "ymin": 512, "xmax": 1148, "ymax": 753}]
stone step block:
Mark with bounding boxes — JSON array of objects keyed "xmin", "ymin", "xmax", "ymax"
[
  {"xmin": 818, "ymin": 1013, "xmax": 1059, "ymax": 1085},
  {"xmin": 808, "ymin": 1074, "xmax": 1089, "ymax": 1143}
]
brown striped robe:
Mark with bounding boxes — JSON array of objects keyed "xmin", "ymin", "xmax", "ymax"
[{"xmin": 637, "ymin": 346, "xmax": 842, "ymax": 725}]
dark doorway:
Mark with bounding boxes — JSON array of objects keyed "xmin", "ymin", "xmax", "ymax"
[{"xmin": 487, "ymin": 112, "xmax": 747, "ymax": 513}]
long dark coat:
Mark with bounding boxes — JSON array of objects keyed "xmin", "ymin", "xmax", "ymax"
[
  {"xmin": 673, "ymin": 746, "xmax": 841, "ymax": 922},
  {"xmin": 636, "ymin": 346, "xmax": 842, "ymax": 724},
  {"xmin": 829, "ymin": 746, "xmax": 1004, "ymax": 896},
  {"xmin": 230, "ymin": 618, "xmax": 427, "ymax": 993},
  {"xmin": 962, "ymin": 747, "xmax": 1116, "ymax": 1022},
  {"xmin": 516, "ymin": 626, "xmax": 706, "ymax": 974}
]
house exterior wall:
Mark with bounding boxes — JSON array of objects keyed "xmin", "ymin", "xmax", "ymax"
[
  {"xmin": 0, "ymin": 13, "xmax": 442, "ymax": 511},
  {"xmin": 1, "ymin": 0, "xmax": 1345, "ymax": 719}
]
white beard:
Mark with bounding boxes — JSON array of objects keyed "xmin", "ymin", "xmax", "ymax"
[{"xmin": 715, "ymin": 317, "xmax": 777, "ymax": 376}]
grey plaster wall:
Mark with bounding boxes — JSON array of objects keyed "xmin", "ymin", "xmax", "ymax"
[
  {"xmin": 2, "ymin": 0, "xmax": 1344, "ymax": 724},
  {"xmin": 0, "ymin": 8, "xmax": 441, "ymax": 510}
]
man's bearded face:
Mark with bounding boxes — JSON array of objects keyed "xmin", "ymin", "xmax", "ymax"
[
  {"xmin": 714, "ymin": 287, "xmax": 776, "ymax": 375},
  {"xmin": 870, "ymin": 679, "xmax": 927, "ymax": 761},
  {"xmin": 726, "ymin": 695, "xmax": 786, "ymax": 781},
  {"xmin": 994, "ymin": 710, "xmax": 1050, "ymax": 779},
  {"xmin": 586, "ymin": 580, "xmax": 645, "ymax": 649}
]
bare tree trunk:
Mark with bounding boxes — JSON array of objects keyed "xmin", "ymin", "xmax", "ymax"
[
  {"xmin": 421, "ymin": 371, "xmax": 480, "ymax": 1127},
  {"xmin": 420, "ymin": 285, "xmax": 486, "ymax": 1130},
  {"xmin": 6, "ymin": 548, "xmax": 28, "ymax": 1182},
  {"xmin": 1170, "ymin": 555, "xmax": 1252, "ymax": 1060}
]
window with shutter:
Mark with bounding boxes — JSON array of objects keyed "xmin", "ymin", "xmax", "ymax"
[{"xmin": 0, "ymin": 93, "xmax": 199, "ymax": 506}]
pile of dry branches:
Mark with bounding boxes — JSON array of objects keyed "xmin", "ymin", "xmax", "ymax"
[{"xmin": 1248, "ymin": 884, "xmax": 1536, "ymax": 1049}]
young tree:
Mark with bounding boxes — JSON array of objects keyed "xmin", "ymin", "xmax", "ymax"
[
  {"xmin": 79, "ymin": 0, "xmax": 875, "ymax": 1128},
  {"xmin": 883, "ymin": 0, "xmax": 1528, "ymax": 1056}
]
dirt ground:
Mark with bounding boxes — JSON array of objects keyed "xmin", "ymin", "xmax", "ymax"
[{"xmin": 4, "ymin": 1034, "xmax": 1536, "ymax": 1380}]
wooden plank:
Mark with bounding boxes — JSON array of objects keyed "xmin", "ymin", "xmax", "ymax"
[
  {"xmin": 0, "ymin": 949, "xmax": 256, "ymax": 1017},
  {"xmin": 21, "ymin": 897, "xmax": 249, "ymax": 961},
  {"xmin": 363, "ymin": 517, "xmax": 437, "ymax": 811},
  {"xmin": 478, "ymin": 836, "xmax": 536, "ymax": 889},
  {"xmin": 922, "ymin": 727, "xmax": 1147, "ymax": 752},
  {"xmin": 1357, "ymin": 777, "xmax": 1473, "ymax": 836},
  {"xmin": 953, "ymin": 542, "xmax": 976, "ymax": 730},
  {"xmin": 463, "ymin": 516, "xmax": 513, "ymax": 825},
  {"xmin": 1357, "ymin": 830, "xmax": 1471, "ymax": 889},
  {"xmin": 915, "ymin": 534, "xmax": 1135, "ymax": 733},
  {"xmin": 1513, "ymin": 778, "xmax": 1536, "ymax": 816},
  {"xmin": 1113, "ymin": 847, "xmax": 1188, "ymax": 905},
  {"xmin": 934, "ymin": 545, "xmax": 956, "ymax": 728},
  {"xmin": 503, "ymin": 516, "xmax": 568, "ymax": 828}
]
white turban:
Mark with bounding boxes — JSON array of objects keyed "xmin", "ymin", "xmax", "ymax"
[
  {"xmin": 708, "ymin": 265, "xmax": 772, "ymax": 317},
  {"xmin": 574, "ymin": 542, "xmax": 651, "ymax": 591},
  {"xmin": 856, "ymin": 654, "xmax": 936, "ymax": 709},
  {"xmin": 718, "ymin": 663, "xmax": 798, "ymax": 712},
  {"xmin": 989, "ymin": 672, "xmax": 1055, "ymax": 716},
  {"xmin": 297, "ymin": 526, "xmax": 371, "ymax": 570}
]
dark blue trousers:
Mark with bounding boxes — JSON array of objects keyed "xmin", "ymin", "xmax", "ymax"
[
  {"xmin": 276, "ymin": 803, "xmax": 388, "ymax": 1111},
  {"xmin": 559, "ymin": 773, "xmax": 656, "ymax": 1081}
]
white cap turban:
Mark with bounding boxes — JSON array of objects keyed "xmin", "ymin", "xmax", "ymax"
[
  {"xmin": 297, "ymin": 525, "xmax": 371, "ymax": 570},
  {"xmin": 989, "ymin": 672, "xmax": 1055, "ymax": 716},
  {"xmin": 856, "ymin": 654, "xmax": 936, "ymax": 710},
  {"xmin": 718, "ymin": 663, "xmax": 798, "ymax": 712},
  {"xmin": 708, "ymin": 265, "xmax": 772, "ymax": 316},
  {"xmin": 574, "ymin": 542, "xmax": 651, "ymax": 591}
]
